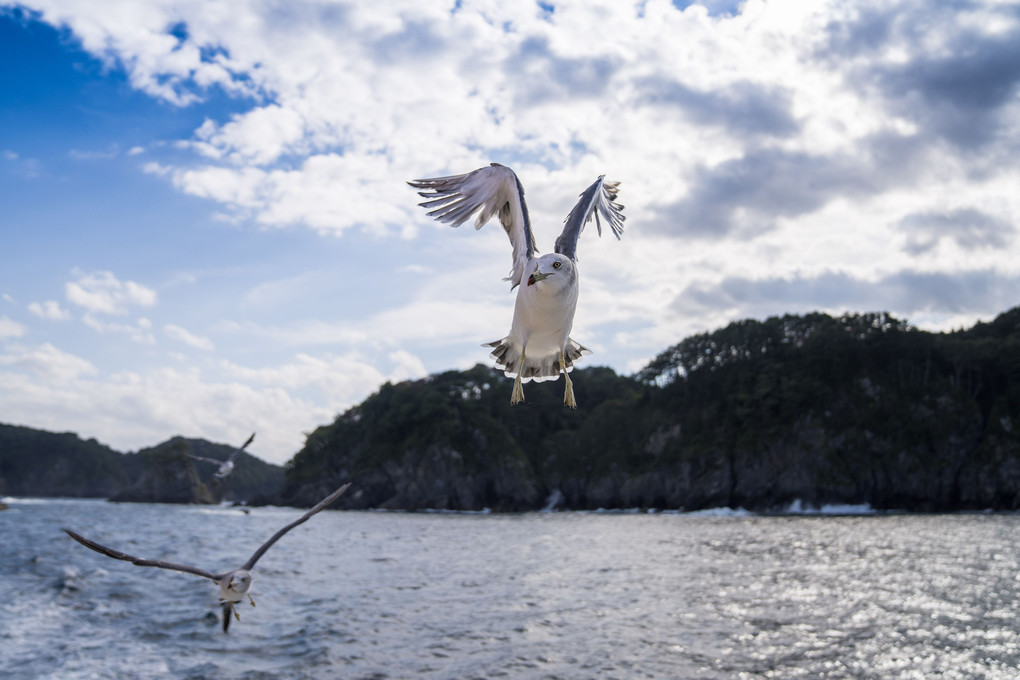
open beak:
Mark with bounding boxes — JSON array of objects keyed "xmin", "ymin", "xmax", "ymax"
[{"xmin": 527, "ymin": 270, "xmax": 551, "ymax": 286}]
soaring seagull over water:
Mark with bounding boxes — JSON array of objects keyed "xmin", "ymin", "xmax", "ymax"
[
  {"xmin": 64, "ymin": 483, "xmax": 350, "ymax": 632},
  {"xmin": 188, "ymin": 432, "xmax": 255, "ymax": 480},
  {"xmin": 409, "ymin": 163, "xmax": 625, "ymax": 408}
]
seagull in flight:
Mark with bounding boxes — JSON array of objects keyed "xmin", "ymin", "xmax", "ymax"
[
  {"xmin": 409, "ymin": 163, "xmax": 625, "ymax": 408},
  {"xmin": 188, "ymin": 432, "xmax": 255, "ymax": 480},
  {"xmin": 64, "ymin": 482, "xmax": 350, "ymax": 632}
]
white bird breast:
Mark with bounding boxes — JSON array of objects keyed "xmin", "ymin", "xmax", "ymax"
[
  {"xmin": 220, "ymin": 571, "xmax": 252, "ymax": 602},
  {"xmin": 510, "ymin": 257, "xmax": 579, "ymax": 356}
]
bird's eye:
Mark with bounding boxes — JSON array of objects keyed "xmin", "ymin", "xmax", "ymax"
[{"xmin": 553, "ymin": 261, "xmax": 562, "ymax": 269}]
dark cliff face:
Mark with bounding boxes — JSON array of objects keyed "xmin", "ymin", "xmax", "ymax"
[
  {"xmin": 277, "ymin": 368, "xmax": 555, "ymax": 511},
  {"xmin": 279, "ymin": 309, "xmax": 1020, "ymax": 512}
]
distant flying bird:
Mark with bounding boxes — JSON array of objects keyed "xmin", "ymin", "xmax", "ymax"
[
  {"xmin": 64, "ymin": 482, "xmax": 350, "ymax": 632},
  {"xmin": 409, "ymin": 163, "xmax": 625, "ymax": 408},
  {"xmin": 189, "ymin": 432, "xmax": 255, "ymax": 479}
]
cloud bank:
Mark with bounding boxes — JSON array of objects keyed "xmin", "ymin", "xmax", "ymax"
[{"xmin": 3, "ymin": 0, "xmax": 1018, "ymax": 462}]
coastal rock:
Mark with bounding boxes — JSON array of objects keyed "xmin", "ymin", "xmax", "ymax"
[{"xmin": 111, "ymin": 439, "xmax": 214, "ymax": 504}]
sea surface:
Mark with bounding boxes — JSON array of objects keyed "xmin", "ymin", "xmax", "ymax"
[{"xmin": 1, "ymin": 498, "xmax": 1018, "ymax": 680}]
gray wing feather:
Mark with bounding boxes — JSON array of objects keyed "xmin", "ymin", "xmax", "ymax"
[
  {"xmin": 409, "ymin": 163, "xmax": 537, "ymax": 288},
  {"xmin": 64, "ymin": 529, "xmax": 223, "ymax": 581},
  {"xmin": 227, "ymin": 432, "xmax": 255, "ymax": 464},
  {"xmin": 241, "ymin": 482, "xmax": 351, "ymax": 571},
  {"xmin": 554, "ymin": 176, "xmax": 625, "ymax": 261},
  {"xmin": 190, "ymin": 432, "xmax": 254, "ymax": 466}
]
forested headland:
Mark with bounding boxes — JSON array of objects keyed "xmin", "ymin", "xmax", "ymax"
[
  {"xmin": 279, "ymin": 307, "xmax": 1020, "ymax": 512},
  {"xmin": 3, "ymin": 307, "xmax": 1018, "ymax": 512}
]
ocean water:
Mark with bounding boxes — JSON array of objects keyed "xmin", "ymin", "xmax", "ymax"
[{"xmin": 1, "ymin": 498, "xmax": 1018, "ymax": 680}]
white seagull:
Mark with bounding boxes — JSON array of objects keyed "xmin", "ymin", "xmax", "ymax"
[
  {"xmin": 64, "ymin": 482, "xmax": 350, "ymax": 632},
  {"xmin": 409, "ymin": 163, "xmax": 625, "ymax": 408},
  {"xmin": 188, "ymin": 432, "xmax": 255, "ymax": 480}
]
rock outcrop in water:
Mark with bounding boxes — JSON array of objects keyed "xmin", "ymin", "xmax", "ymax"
[
  {"xmin": 110, "ymin": 438, "xmax": 215, "ymax": 504},
  {"xmin": 279, "ymin": 307, "xmax": 1020, "ymax": 512}
]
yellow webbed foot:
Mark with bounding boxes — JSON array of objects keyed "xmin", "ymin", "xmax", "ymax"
[
  {"xmin": 510, "ymin": 348, "xmax": 526, "ymax": 406},
  {"xmin": 563, "ymin": 374, "xmax": 577, "ymax": 409},
  {"xmin": 511, "ymin": 372, "xmax": 525, "ymax": 405},
  {"xmin": 561, "ymin": 351, "xmax": 577, "ymax": 409},
  {"xmin": 248, "ymin": 594, "xmax": 256, "ymax": 608}
]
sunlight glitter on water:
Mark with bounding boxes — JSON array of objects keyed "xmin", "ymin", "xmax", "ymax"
[{"xmin": 2, "ymin": 501, "xmax": 1019, "ymax": 679}]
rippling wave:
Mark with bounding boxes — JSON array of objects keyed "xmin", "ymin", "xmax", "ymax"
[{"xmin": 2, "ymin": 498, "xmax": 1018, "ymax": 679}]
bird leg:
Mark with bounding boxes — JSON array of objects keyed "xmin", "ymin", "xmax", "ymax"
[
  {"xmin": 248, "ymin": 594, "xmax": 256, "ymax": 607},
  {"xmin": 511, "ymin": 348, "xmax": 526, "ymax": 405},
  {"xmin": 561, "ymin": 350, "xmax": 577, "ymax": 410}
]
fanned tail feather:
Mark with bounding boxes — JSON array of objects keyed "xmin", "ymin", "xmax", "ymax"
[
  {"xmin": 222, "ymin": 602, "xmax": 233, "ymax": 633},
  {"xmin": 484, "ymin": 338, "xmax": 590, "ymax": 382}
]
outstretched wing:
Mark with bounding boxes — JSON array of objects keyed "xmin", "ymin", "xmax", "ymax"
[
  {"xmin": 64, "ymin": 529, "xmax": 223, "ymax": 581},
  {"xmin": 188, "ymin": 454, "xmax": 221, "ymax": 466},
  {"xmin": 227, "ymin": 432, "xmax": 255, "ymax": 464},
  {"xmin": 242, "ymin": 482, "xmax": 351, "ymax": 571},
  {"xmin": 409, "ymin": 163, "xmax": 537, "ymax": 288},
  {"xmin": 554, "ymin": 176, "xmax": 625, "ymax": 261}
]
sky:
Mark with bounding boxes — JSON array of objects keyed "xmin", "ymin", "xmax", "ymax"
[{"xmin": 2, "ymin": 0, "xmax": 1019, "ymax": 465}]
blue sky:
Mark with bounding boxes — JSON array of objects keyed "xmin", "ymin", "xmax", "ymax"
[{"xmin": 2, "ymin": 0, "xmax": 1019, "ymax": 464}]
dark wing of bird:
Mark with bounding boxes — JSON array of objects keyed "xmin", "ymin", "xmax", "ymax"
[
  {"xmin": 241, "ymin": 482, "xmax": 351, "ymax": 571},
  {"xmin": 227, "ymin": 432, "xmax": 255, "ymax": 464},
  {"xmin": 554, "ymin": 175, "xmax": 625, "ymax": 261},
  {"xmin": 64, "ymin": 529, "xmax": 223, "ymax": 581},
  {"xmin": 409, "ymin": 163, "xmax": 537, "ymax": 288}
]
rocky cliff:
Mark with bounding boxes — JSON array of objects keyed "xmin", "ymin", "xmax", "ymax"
[
  {"xmin": 110, "ymin": 438, "xmax": 215, "ymax": 504},
  {"xmin": 279, "ymin": 308, "xmax": 1020, "ymax": 512}
]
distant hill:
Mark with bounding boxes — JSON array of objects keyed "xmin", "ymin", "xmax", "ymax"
[
  {"xmin": 0, "ymin": 426, "xmax": 284, "ymax": 504},
  {"xmin": 0, "ymin": 425, "xmax": 132, "ymax": 498},
  {"xmin": 278, "ymin": 307, "xmax": 1020, "ymax": 512},
  {"xmin": 4, "ymin": 306, "xmax": 1019, "ymax": 511}
]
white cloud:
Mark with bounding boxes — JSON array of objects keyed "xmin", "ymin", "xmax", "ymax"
[
  {"xmin": 164, "ymin": 323, "xmax": 215, "ymax": 350},
  {"xmin": 29, "ymin": 0, "xmax": 1020, "ymax": 257},
  {"xmin": 0, "ymin": 343, "xmax": 425, "ymax": 463},
  {"xmin": 388, "ymin": 349, "xmax": 428, "ymax": 382},
  {"xmin": 0, "ymin": 342, "xmax": 96, "ymax": 380},
  {"xmin": 8, "ymin": 0, "xmax": 1020, "ymax": 467},
  {"xmin": 0, "ymin": 358, "xmax": 324, "ymax": 464},
  {"xmin": 28, "ymin": 300, "xmax": 72, "ymax": 321},
  {"xmin": 65, "ymin": 270, "xmax": 157, "ymax": 315},
  {"xmin": 218, "ymin": 349, "xmax": 428, "ymax": 408},
  {"xmin": 83, "ymin": 314, "xmax": 157, "ymax": 345},
  {"xmin": 0, "ymin": 316, "xmax": 27, "ymax": 339}
]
